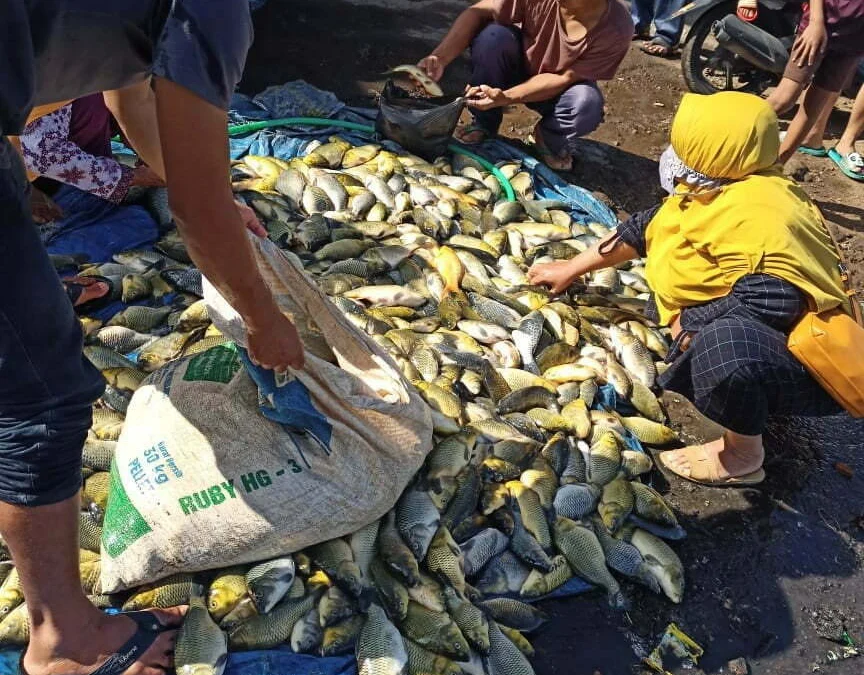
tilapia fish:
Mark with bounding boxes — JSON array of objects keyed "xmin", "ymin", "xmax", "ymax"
[
  {"xmin": 175, "ymin": 582, "xmax": 229, "ymax": 675},
  {"xmin": 46, "ymin": 145, "xmax": 685, "ymax": 675}
]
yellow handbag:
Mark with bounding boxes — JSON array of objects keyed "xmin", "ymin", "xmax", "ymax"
[{"xmin": 788, "ymin": 263, "xmax": 864, "ymax": 418}]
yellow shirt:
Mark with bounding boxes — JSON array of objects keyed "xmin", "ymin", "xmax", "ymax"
[
  {"xmin": 645, "ymin": 168, "xmax": 849, "ymax": 325},
  {"xmin": 644, "ymin": 91, "xmax": 849, "ymax": 326}
]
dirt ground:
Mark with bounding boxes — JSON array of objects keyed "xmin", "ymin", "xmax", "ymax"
[{"xmin": 244, "ymin": 2, "xmax": 864, "ymax": 673}]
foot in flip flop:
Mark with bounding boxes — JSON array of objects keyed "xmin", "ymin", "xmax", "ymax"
[
  {"xmin": 736, "ymin": 0, "xmax": 758, "ymax": 21},
  {"xmin": 640, "ymin": 39, "xmax": 674, "ymax": 58},
  {"xmin": 65, "ymin": 275, "xmax": 113, "ymax": 311},
  {"xmin": 827, "ymin": 146, "xmax": 864, "ymax": 181},
  {"xmin": 658, "ymin": 431, "xmax": 766, "ymax": 487},
  {"xmin": 21, "ymin": 607, "xmax": 186, "ymax": 675},
  {"xmin": 454, "ymin": 124, "xmax": 491, "ymax": 144},
  {"xmin": 532, "ymin": 122, "xmax": 573, "ymax": 171}
]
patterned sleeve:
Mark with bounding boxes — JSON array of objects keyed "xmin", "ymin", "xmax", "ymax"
[
  {"xmin": 614, "ymin": 205, "xmax": 660, "ymax": 258},
  {"xmin": 20, "ymin": 104, "xmax": 132, "ymax": 203}
]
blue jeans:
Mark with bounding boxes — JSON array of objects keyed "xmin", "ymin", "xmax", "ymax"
[
  {"xmin": 631, "ymin": 0, "xmax": 685, "ymax": 48},
  {"xmin": 469, "ymin": 24, "xmax": 605, "ymax": 155},
  {"xmin": 0, "ymin": 138, "xmax": 104, "ymax": 506}
]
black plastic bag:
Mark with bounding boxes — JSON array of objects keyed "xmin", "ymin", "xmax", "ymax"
[{"xmin": 376, "ymin": 80, "xmax": 465, "ymax": 160}]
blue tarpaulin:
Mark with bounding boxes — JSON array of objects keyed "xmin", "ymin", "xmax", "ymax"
[
  {"xmin": 0, "ymin": 82, "xmax": 641, "ymax": 675},
  {"xmin": 42, "ymin": 184, "xmax": 159, "ymax": 263}
]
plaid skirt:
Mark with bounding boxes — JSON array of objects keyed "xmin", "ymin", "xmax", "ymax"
[
  {"xmin": 658, "ymin": 275, "xmax": 840, "ymax": 434},
  {"xmin": 615, "ymin": 211, "xmax": 840, "ymax": 435}
]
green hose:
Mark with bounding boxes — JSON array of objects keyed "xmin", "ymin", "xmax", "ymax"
[{"xmin": 227, "ymin": 117, "xmax": 517, "ymax": 202}]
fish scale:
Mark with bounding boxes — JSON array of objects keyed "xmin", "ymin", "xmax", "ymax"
[
  {"xmin": 460, "ymin": 529, "xmax": 511, "ymax": 578},
  {"xmin": 552, "ymin": 516, "xmax": 625, "ymax": 609},
  {"xmin": 593, "ymin": 521, "xmax": 660, "ymax": 594},
  {"xmin": 357, "ymin": 604, "xmax": 408, "ymax": 675},
  {"xmin": 229, "ymin": 594, "xmax": 317, "ymax": 651},
  {"xmin": 175, "ymin": 582, "xmax": 229, "ymax": 675},
  {"xmin": 398, "ymin": 601, "xmax": 469, "ymax": 661},
  {"xmin": 395, "ymin": 488, "xmax": 440, "ymax": 562}
]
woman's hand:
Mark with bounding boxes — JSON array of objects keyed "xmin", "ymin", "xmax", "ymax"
[
  {"xmin": 418, "ymin": 55, "xmax": 445, "ymax": 82},
  {"xmin": 30, "ymin": 187, "xmax": 63, "ymax": 224},
  {"xmin": 246, "ymin": 308, "xmax": 306, "ymax": 372},
  {"xmin": 527, "ymin": 260, "xmax": 582, "ymax": 294},
  {"xmin": 791, "ymin": 22, "xmax": 827, "ymax": 67},
  {"xmin": 130, "ymin": 165, "xmax": 166, "ymax": 187},
  {"xmin": 465, "ymin": 85, "xmax": 510, "ymax": 111},
  {"xmin": 235, "ymin": 200, "xmax": 268, "ymax": 238}
]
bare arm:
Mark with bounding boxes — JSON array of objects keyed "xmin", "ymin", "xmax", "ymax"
[
  {"xmin": 153, "ymin": 77, "xmax": 304, "ymax": 370},
  {"xmin": 504, "ymin": 72, "xmax": 577, "ymax": 104},
  {"xmin": 466, "ymin": 71, "xmax": 578, "ymax": 110},
  {"xmin": 527, "ymin": 233, "xmax": 639, "ymax": 294},
  {"xmin": 419, "ymin": 0, "xmax": 496, "ymax": 80},
  {"xmin": 103, "ymin": 80, "xmax": 166, "ymax": 179}
]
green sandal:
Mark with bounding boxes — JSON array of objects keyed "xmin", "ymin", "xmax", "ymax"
[
  {"xmin": 797, "ymin": 145, "xmax": 829, "ymax": 157},
  {"xmin": 827, "ymin": 147, "xmax": 864, "ymax": 181}
]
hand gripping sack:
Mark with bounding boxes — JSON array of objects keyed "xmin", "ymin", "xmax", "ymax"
[
  {"xmin": 375, "ymin": 80, "xmax": 465, "ymax": 159},
  {"xmin": 100, "ymin": 234, "xmax": 433, "ymax": 592}
]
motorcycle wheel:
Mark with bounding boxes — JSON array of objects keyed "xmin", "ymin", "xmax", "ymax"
[{"xmin": 681, "ymin": 1, "xmax": 762, "ymax": 95}]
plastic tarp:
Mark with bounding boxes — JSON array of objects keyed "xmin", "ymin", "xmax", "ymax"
[
  {"xmin": 0, "ymin": 82, "xmax": 637, "ymax": 675},
  {"xmin": 42, "ymin": 184, "xmax": 158, "ymax": 263}
]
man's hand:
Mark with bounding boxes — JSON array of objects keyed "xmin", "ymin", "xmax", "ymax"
[
  {"xmin": 29, "ymin": 187, "xmax": 63, "ymax": 224},
  {"xmin": 418, "ymin": 55, "xmax": 445, "ymax": 82},
  {"xmin": 791, "ymin": 22, "xmax": 827, "ymax": 67},
  {"xmin": 246, "ymin": 309, "xmax": 306, "ymax": 371},
  {"xmin": 235, "ymin": 200, "xmax": 268, "ymax": 238},
  {"xmin": 465, "ymin": 84, "xmax": 510, "ymax": 111},
  {"xmin": 527, "ymin": 260, "xmax": 581, "ymax": 295},
  {"xmin": 130, "ymin": 165, "xmax": 166, "ymax": 187}
]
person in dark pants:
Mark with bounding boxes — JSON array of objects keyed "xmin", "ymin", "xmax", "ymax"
[
  {"xmin": 631, "ymin": 0, "xmax": 685, "ymax": 57},
  {"xmin": 418, "ymin": 0, "xmax": 633, "ymax": 171},
  {"xmin": 529, "ymin": 92, "xmax": 850, "ymax": 487},
  {"xmin": 1, "ymin": 2, "xmax": 305, "ymax": 674}
]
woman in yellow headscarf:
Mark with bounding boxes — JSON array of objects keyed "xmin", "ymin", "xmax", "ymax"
[{"xmin": 529, "ymin": 91, "xmax": 849, "ymax": 486}]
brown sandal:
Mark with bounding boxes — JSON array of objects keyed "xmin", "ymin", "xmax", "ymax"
[{"xmin": 657, "ymin": 445, "xmax": 766, "ymax": 487}]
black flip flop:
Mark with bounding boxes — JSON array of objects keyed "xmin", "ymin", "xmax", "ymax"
[
  {"xmin": 64, "ymin": 276, "xmax": 115, "ymax": 314},
  {"xmin": 18, "ymin": 611, "xmax": 165, "ymax": 675}
]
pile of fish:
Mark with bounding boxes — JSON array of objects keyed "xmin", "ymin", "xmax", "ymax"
[{"xmin": 0, "ymin": 137, "xmax": 688, "ymax": 675}]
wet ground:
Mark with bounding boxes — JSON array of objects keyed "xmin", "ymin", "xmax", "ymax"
[{"xmin": 243, "ymin": 2, "xmax": 864, "ymax": 672}]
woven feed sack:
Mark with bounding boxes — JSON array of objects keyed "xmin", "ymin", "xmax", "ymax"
[{"xmin": 100, "ymin": 234, "xmax": 433, "ymax": 591}]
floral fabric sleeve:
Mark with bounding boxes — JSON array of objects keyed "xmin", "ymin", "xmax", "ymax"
[{"xmin": 20, "ymin": 104, "xmax": 133, "ymax": 203}]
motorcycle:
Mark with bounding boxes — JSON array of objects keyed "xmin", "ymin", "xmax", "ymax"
[{"xmin": 675, "ymin": 0, "xmax": 864, "ymax": 97}]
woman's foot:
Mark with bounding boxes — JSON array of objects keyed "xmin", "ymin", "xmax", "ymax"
[
  {"xmin": 23, "ymin": 607, "xmax": 185, "ymax": 675},
  {"xmin": 65, "ymin": 276, "xmax": 112, "ymax": 310},
  {"xmin": 658, "ymin": 431, "xmax": 766, "ymax": 486},
  {"xmin": 633, "ymin": 27, "xmax": 651, "ymax": 41},
  {"xmin": 640, "ymin": 39, "xmax": 675, "ymax": 58},
  {"xmin": 531, "ymin": 122, "xmax": 573, "ymax": 171},
  {"xmin": 736, "ymin": 0, "xmax": 758, "ymax": 21},
  {"xmin": 828, "ymin": 144, "xmax": 864, "ymax": 180}
]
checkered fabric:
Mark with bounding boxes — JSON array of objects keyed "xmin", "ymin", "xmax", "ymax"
[
  {"xmin": 660, "ymin": 274, "xmax": 840, "ymax": 435},
  {"xmin": 614, "ymin": 205, "xmax": 658, "ymax": 258}
]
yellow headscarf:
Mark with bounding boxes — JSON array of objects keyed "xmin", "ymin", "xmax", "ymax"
[{"xmin": 644, "ymin": 92, "xmax": 849, "ymax": 325}]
